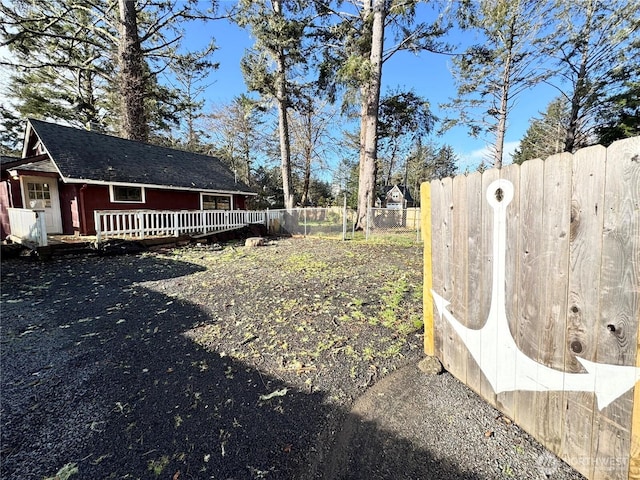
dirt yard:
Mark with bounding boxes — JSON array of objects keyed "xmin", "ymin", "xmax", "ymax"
[
  {"xmin": 1, "ymin": 237, "xmax": 425, "ymax": 479},
  {"xmin": 1, "ymin": 237, "xmax": 583, "ymax": 480}
]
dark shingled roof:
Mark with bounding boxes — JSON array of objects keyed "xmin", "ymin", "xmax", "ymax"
[
  {"xmin": 27, "ymin": 119, "xmax": 255, "ymax": 194},
  {"xmin": 1, "ymin": 155, "xmax": 22, "ymax": 166}
]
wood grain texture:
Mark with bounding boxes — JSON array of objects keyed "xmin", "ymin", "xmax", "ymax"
[
  {"xmin": 559, "ymin": 145, "xmax": 606, "ymax": 478},
  {"xmin": 421, "ymin": 182, "xmax": 435, "ymax": 356},
  {"xmin": 429, "ymin": 178, "xmax": 446, "ymax": 360},
  {"xmin": 497, "ymin": 164, "xmax": 520, "ymax": 421},
  {"xmin": 465, "ymin": 172, "xmax": 484, "ymax": 396},
  {"xmin": 535, "ymin": 152, "xmax": 573, "ymax": 453},
  {"xmin": 439, "ymin": 177, "xmax": 455, "ymax": 374},
  {"xmin": 514, "ymin": 158, "xmax": 546, "ymax": 440},
  {"xmin": 447, "ymin": 174, "xmax": 469, "ymax": 384},
  {"xmin": 425, "ymin": 139, "xmax": 639, "ymax": 479},
  {"xmin": 630, "ymin": 133, "xmax": 640, "ymax": 479},
  {"xmin": 479, "ymin": 168, "xmax": 500, "ymax": 406},
  {"xmin": 592, "ymin": 137, "xmax": 640, "ymax": 479}
]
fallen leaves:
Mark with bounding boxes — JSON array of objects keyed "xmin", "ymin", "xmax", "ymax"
[
  {"xmin": 2, "ymin": 237, "xmax": 425, "ymax": 479},
  {"xmin": 44, "ymin": 462, "xmax": 78, "ymax": 480},
  {"xmin": 259, "ymin": 388, "xmax": 289, "ymax": 401}
]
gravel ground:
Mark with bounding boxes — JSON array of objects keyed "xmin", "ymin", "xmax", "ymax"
[{"xmin": 0, "ymin": 237, "xmax": 584, "ymax": 479}]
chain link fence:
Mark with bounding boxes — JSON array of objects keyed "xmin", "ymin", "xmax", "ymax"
[
  {"xmin": 366, "ymin": 207, "xmax": 421, "ymax": 243},
  {"xmin": 265, "ymin": 206, "xmax": 421, "ymax": 243},
  {"xmin": 266, "ymin": 207, "xmax": 358, "ymax": 240}
]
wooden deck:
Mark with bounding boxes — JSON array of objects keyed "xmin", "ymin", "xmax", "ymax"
[{"xmin": 2, "ymin": 223, "xmax": 267, "ymax": 259}]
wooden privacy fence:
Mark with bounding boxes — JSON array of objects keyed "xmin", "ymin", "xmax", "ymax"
[{"xmin": 421, "ymin": 137, "xmax": 639, "ymax": 479}]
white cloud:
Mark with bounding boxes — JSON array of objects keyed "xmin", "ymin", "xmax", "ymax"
[
  {"xmin": 503, "ymin": 141, "xmax": 520, "ymax": 164},
  {"xmin": 458, "ymin": 140, "xmax": 521, "ymax": 172}
]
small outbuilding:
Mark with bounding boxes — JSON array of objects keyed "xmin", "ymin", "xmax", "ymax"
[
  {"xmin": 379, "ymin": 185, "xmax": 414, "ymax": 209},
  {"xmin": 1, "ymin": 119, "xmax": 256, "ymax": 239}
]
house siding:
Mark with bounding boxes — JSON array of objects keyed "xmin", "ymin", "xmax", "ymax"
[
  {"xmin": 74, "ymin": 184, "xmax": 249, "ymax": 235},
  {"xmin": 0, "ymin": 180, "xmax": 11, "ymax": 240},
  {"xmin": 59, "ymin": 184, "xmax": 81, "ymax": 235},
  {"xmin": 0, "ymin": 177, "xmax": 25, "ymax": 240}
]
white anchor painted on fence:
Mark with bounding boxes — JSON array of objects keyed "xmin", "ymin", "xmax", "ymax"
[{"xmin": 431, "ymin": 178, "xmax": 640, "ymax": 410}]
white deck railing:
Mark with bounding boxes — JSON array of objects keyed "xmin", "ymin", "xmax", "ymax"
[
  {"xmin": 94, "ymin": 209, "xmax": 268, "ymax": 242},
  {"xmin": 7, "ymin": 208, "xmax": 48, "ymax": 247}
]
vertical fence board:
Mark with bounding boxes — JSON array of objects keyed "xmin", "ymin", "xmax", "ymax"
[
  {"xmin": 559, "ymin": 145, "xmax": 606, "ymax": 477},
  {"xmin": 465, "ymin": 172, "xmax": 484, "ymax": 396},
  {"xmin": 592, "ymin": 138, "xmax": 640, "ymax": 479},
  {"xmin": 631, "ymin": 144, "xmax": 640, "ymax": 480},
  {"xmin": 439, "ymin": 177, "xmax": 456, "ymax": 373},
  {"xmin": 479, "ymin": 168, "xmax": 500, "ymax": 406},
  {"xmin": 449, "ymin": 174, "xmax": 469, "ymax": 384},
  {"xmin": 498, "ymin": 164, "xmax": 521, "ymax": 420},
  {"xmin": 421, "ymin": 183, "xmax": 435, "ymax": 356},
  {"xmin": 513, "ymin": 158, "xmax": 546, "ymax": 440},
  {"xmin": 534, "ymin": 152, "xmax": 573, "ymax": 453},
  {"xmin": 430, "ymin": 179, "xmax": 447, "ymax": 360}
]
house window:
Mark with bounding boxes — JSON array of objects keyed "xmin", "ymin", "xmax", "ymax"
[
  {"xmin": 111, "ymin": 185, "xmax": 144, "ymax": 203},
  {"xmin": 27, "ymin": 182, "xmax": 52, "ymax": 208},
  {"xmin": 202, "ymin": 194, "xmax": 232, "ymax": 210}
]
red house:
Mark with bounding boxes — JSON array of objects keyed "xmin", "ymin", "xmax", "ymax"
[{"xmin": 1, "ymin": 119, "xmax": 256, "ymax": 240}]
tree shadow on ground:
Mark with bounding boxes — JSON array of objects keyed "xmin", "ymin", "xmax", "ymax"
[{"xmin": 1, "ymin": 254, "xmax": 481, "ymax": 480}]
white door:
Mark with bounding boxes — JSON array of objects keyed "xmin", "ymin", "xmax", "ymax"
[{"xmin": 21, "ymin": 176, "xmax": 63, "ymax": 234}]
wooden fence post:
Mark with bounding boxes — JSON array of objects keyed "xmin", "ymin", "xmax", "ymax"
[{"xmin": 421, "ymin": 181, "xmax": 434, "ymax": 356}]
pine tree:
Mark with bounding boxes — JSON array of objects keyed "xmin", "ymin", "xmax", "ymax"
[
  {"xmin": 378, "ymin": 89, "xmax": 436, "ymax": 186},
  {"xmin": 234, "ymin": 0, "xmax": 311, "ymax": 210},
  {"xmin": 207, "ymin": 95, "xmax": 268, "ymax": 185},
  {"xmin": 442, "ymin": 0, "xmax": 551, "ymax": 168},
  {"xmin": 317, "ymin": 0, "xmax": 450, "ymax": 228},
  {"xmin": 547, "ymin": 0, "xmax": 640, "ymax": 152},
  {"xmin": 1, "ymin": 0, "xmax": 218, "ymax": 142},
  {"xmin": 1, "ymin": 0, "xmax": 113, "ymax": 129},
  {"xmin": 513, "ymin": 97, "xmax": 570, "ymax": 163}
]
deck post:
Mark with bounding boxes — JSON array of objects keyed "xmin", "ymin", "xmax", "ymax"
[
  {"xmin": 34, "ymin": 210, "xmax": 48, "ymax": 247},
  {"xmin": 137, "ymin": 212, "xmax": 145, "ymax": 239},
  {"xmin": 94, "ymin": 211, "xmax": 102, "ymax": 243},
  {"xmin": 266, "ymin": 208, "xmax": 270, "ymax": 233}
]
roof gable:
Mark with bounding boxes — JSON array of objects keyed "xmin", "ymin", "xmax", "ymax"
[
  {"xmin": 382, "ymin": 184, "xmax": 413, "ymax": 203},
  {"xmin": 25, "ymin": 119, "xmax": 255, "ymax": 194}
]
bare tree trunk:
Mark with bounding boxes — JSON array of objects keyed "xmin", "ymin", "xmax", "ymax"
[
  {"xmin": 494, "ymin": 61, "xmax": 510, "ymax": 168},
  {"xmin": 273, "ymin": 0, "xmax": 295, "ymax": 210},
  {"xmin": 301, "ymin": 110, "xmax": 313, "ymax": 205},
  {"xmin": 385, "ymin": 142, "xmax": 399, "ymax": 185},
  {"xmin": 564, "ymin": 2, "xmax": 593, "ymax": 153},
  {"xmin": 493, "ymin": 16, "xmax": 518, "ymax": 169},
  {"xmin": 117, "ymin": 0, "xmax": 148, "ymax": 142},
  {"xmin": 565, "ymin": 54, "xmax": 588, "ymax": 153},
  {"xmin": 241, "ymin": 133, "xmax": 251, "ymax": 185},
  {"xmin": 356, "ymin": 0, "xmax": 385, "ymax": 229},
  {"xmin": 301, "ymin": 149, "xmax": 311, "ymax": 205}
]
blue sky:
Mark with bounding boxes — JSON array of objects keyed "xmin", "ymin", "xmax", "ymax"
[
  {"xmin": 174, "ymin": 10, "xmax": 559, "ymax": 174},
  {"xmin": 0, "ymin": 2, "xmax": 561, "ymax": 174}
]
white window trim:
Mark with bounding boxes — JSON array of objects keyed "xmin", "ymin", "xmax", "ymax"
[
  {"xmin": 200, "ymin": 193, "xmax": 233, "ymax": 210},
  {"xmin": 109, "ymin": 184, "xmax": 146, "ymax": 203}
]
